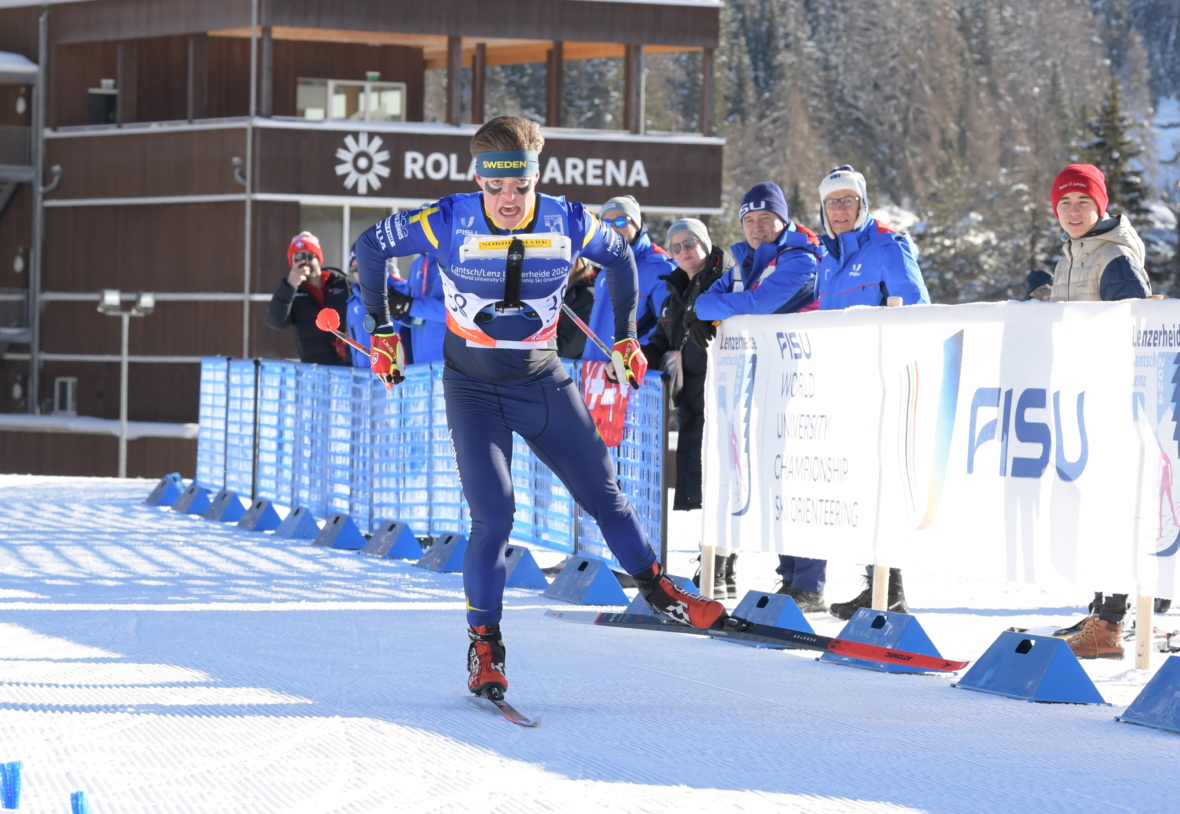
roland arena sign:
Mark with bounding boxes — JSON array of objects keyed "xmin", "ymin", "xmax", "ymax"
[{"xmin": 256, "ymin": 125, "xmax": 723, "ymax": 210}]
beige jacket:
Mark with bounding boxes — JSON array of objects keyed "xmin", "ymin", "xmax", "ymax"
[{"xmin": 1050, "ymin": 214, "xmax": 1150, "ymax": 302}]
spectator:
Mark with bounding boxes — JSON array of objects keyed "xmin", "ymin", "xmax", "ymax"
[
  {"xmin": 1026, "ymin": 269, "xmax": 1053, "ymax": 302},
  {"xmin": 265, "ymin": 231, "xmax": 350, "ymax": 365},
  {"xmin": 345, "ymin": 249, "xmax": 429, "ymax": 366},
  {"xmin": 556, "ymin": 257, "xmax": 599, "ymax": 359},
  {"xmin": 644, "ymin": 218, "xmax": 735, "ymax": 598},
  {"xmin": 1044, "ymin": 163, "xmax": 1150, "ymax": 659},
  {"xmin": 807, "ymin": 165, "xmax": 930, "ymax": 621},
  {"xmin": 691, "ymin": 182, "xmax": 824, "ymax": 610},
  {"xmin": 392, "ymin": 254, "xmax": 447, "ymax": 365},
  {"xmin": 583, "ymin": 195, "xmax": 674, "ymax": 362}
]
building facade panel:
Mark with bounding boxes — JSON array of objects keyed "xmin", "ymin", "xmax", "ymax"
[
  {"xmin": 40, "ymin": 300, "xmax": 245, "ymax": 358},
  {"xmin": 45, "ymin": 128, "xmax": 247, "ymax": 200},
  {"xmin": 39, "ymin": 359, "xmax": 201, "ymax": 423},
  {"xmin": 43, "ymin": 202, "xmax": 247, "ymax": 292},
  {"xmin": 0, "ymin": 430, "xmax": 197, "ymax": 478}
]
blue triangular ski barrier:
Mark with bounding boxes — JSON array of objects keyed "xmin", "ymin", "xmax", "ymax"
[
  {"xmin": 953, "ymin": 631, "xmax": 1107, "ymax": 704},
  {"xmin": 313, "ymin": 513, "xmax": 367, "ymax": 550},
  {"xmin": 503, "ymin": 545, "xmax": 549, "ymax": 590},
  {"xmin": 237, "ymin": 498, "xmax": 282, "ymax": 532},
  {"xmin": 203, "ymin": 489, "xmax": 246, "ymax": 522},
  {"xmin": 171, "ymin": 483, "xmax": 212, "ymax": 515},
  {"xmin": 718, "ymin": 591, "xmax": 815, "ymax": 647},
  {"xmin": 542, "ymin": 555, "xmax": 628, "ymax": 606},
  {"xmin": 820, "ymin": 608, "xmax": 945, "ymax": 673},
  {"xmin": 362, "ymin": 520, "xmax": 423, "ymax": 559},
  {"xmin": 416, "ymin": 532, "xmax": 468, "ymax": 572},
  {"xmin": 1117, "ymin": 655, "xmax": 1180, "ymax": 732},
  {"xmin": 625, "ymin": 573, "xmax": 700, "ymax": 614},
  {"xmin": 273, "ymin": 505, "xmax": 321, "ymax": 540},
  {"xmin": 144, "ymin": 472, "xmax": 184, "ymax": 506}
]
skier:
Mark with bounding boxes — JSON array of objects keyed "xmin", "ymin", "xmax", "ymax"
[{"xmin": 355, "ymin": 116, "xmax": 727, "ymax": 699}]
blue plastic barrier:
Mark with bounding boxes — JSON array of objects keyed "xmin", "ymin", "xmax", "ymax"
[
  {"xmin": 238, "ymin": 498, "xmax": 281, "ymax": 532},
  {"xmin": 0, "ymin": 760, "xmax": 21, "ymax": 809},
  {"xmin": 416, "ymin": 532, "xmax": 468, "ymax": 572},
  {"xmin": 503, "ymin": 545, "xmax": 549, "ymax": 590},
  {"xmin": 195, "ymin": 358, "xmax": 229, "ymax": 489},
  {"xmin": 171, "ymin": 483, "xmax": 212, "ymax": 515},
  {"xmin": 543, "ymin": 555, "xmax": 629, "ymax": 606},
  {"xmin": 1117, "ymin": 655, "xmax": 1180, "ymax": 733},
  {"xmin": 363, "ymin": 519, "xmax": 423, "ymax": 559},
  {"xmin": 273, "ymin": 505, "xmax": 321, "ymax": 540},
  {"xmin": 204, "ymin": 489, "xmax": 246, "ymax": 522},
  {"xmin": 193, "ymin": 359, "xmax": 664, "ymax": 567},
  {"xmin": 225, "ymin": 360, "xmax": 258, "ymax": 498},
  {"xmin": 145, "ymin": 472, "xmax": 184, "ymax": 506},
  {"xmin": 953, "ymin": 631, "xmax": 1106, "ymax": 704},
  {"xmin": 314, "ymin": 512, "xmax": 368, "ymax": 550},
  {"xmin": 820, "ymin": 609, "xmax": 947, "ymax": 674}
]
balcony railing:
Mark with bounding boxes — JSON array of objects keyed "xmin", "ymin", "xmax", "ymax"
[{"xmin": 0, "ymin": 126, "xmax": 32, "ymax": 167}]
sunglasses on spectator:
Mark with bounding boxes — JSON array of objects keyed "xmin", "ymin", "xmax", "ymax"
[
  {"xmin": 482, "ymin": 179, "xmax": 534, "ymax": 196},
  {"xmin": 606, "ymin": 216, "xmax": 632, "ymax": 229},
  {"xmin": 292, "ymin": 251, "xmax": 317, "ymax": 265},
  {"xmin": 669, "ymin": 237, "xmax": 703, "ymax": 255},
  {"xmin": 823, "ymin": 196, "xmax": 862, "ymax": 211}
]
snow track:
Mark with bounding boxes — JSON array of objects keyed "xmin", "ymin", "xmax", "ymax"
[{"xmin": 1, "ymin": 476, "xmax": 1178, "ymax": 813}]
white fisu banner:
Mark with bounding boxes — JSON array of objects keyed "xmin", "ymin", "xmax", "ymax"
[{"xmin": 701, "ymin": 300, "xmax": 1180, "ymax": 594}]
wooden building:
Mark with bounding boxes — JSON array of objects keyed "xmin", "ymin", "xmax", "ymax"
[{"xmin": 0, "ymin": 0, "xmax": 723, "ymax": 478}]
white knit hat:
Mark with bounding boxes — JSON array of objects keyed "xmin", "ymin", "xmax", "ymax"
[
  {"xmin": 666, "ymin": 218, "xmax": 712, "ymax": 254},
  {"xmin": 818, "ymin": 165, "xmax": 869, "ymax": 239}
]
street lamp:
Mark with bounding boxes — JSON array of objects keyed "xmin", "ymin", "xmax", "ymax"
[{"xmin": 97, "ymin": 289, "xmax": 155, "ymax": 478}]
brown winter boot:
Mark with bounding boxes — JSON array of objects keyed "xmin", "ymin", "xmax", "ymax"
[{"xmin": 1067, "ymin": 616, "xmax": 1124, "ymax": 660}]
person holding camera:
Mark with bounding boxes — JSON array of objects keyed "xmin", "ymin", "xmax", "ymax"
[{"xmin": 265, "ymin": 231, "xmax": 351, "ymax": 365}]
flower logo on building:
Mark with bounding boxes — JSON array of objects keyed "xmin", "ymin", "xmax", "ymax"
[{"xmin": 335, "ymin": 133, "xmax": 390, "ymax": 195}]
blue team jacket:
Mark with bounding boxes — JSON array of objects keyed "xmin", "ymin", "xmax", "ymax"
[
  {"xmin": 400, "ymin": 254, "xmax": 446, "ymax": 364},
  {"xmin": 583, "ymin": 227, "xmax": 674, "ymax": 361},
  {"xmin": 695, "ymin": 223, "xmax": 823, "ymax": 320},
  {"xmin": 816, "ymin": 217, "xmax": 929, "ymax": 310}
]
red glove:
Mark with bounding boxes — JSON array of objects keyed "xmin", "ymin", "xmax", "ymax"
[
  {"xmin": 370, "ymin": 330, "xmax": 405, "ymax": 388},
  {"xmin": 610, "ymin": 337, "xmax": 647, "ymax": 389}
]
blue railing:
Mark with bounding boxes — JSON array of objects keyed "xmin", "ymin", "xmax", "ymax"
[{"xmin": 195, "ymin": 358, "xmax": 665, "ymax": 567}]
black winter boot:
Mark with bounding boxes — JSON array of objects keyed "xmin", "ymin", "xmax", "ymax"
[
  {"xmin": 724, "ymin": 553, "xmax": 738, "ymax": 600},
  {"xmin": 829, "ymin": 567, "xmax": 908, "ymax": 621},
  {"xmin": 711, "ymin": 554, "xmax": 727, "ymax": 600}
]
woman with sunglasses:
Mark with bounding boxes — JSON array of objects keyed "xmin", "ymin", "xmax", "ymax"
[{"xmin": 354, "ymin": 116, "xmax": 727, "ymax": 702}]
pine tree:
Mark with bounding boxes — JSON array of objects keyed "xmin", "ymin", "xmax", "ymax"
[{"xmin": 1081, "ymin": 78, "xmax": 1150, "ymax": 217}]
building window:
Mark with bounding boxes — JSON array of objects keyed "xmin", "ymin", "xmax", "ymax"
[
  {"xmin": 296, "ymin": 79, "xmax": 406, "ymax": 122},
  {"xmin": 53, "ymin": 376, "xmax": 77, "ymax": 416}
]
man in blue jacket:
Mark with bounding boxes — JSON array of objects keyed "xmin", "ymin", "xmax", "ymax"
[
  {"xmin": 815, "ymin": 164, "xmax": 930, "ymax": 621},
  {"xmin": 690, "ymin": 182, "xmax": 827, "ymax": 612},
  {"xmin": 389, "ymin": 253, "xmax": 447, "ymax": 365},
  {"xmin": 583, "ymin": 195, "xmax": 675, "ymax": 362}
]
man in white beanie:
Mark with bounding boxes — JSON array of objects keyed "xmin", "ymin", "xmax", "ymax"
[
  {"xmin": 582, "ymin": 195, "xmax": 675, "ymax": 365},
  {"xmin": 814, "ymin": 164, "xmax": 930, "ymax": 621}
]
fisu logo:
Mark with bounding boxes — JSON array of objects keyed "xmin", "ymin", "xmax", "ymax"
[
  {"xmin": 461, "ymin": 217, "xmax": 475, "ymax": 228},
  {"xmin": 850, "ymin": 263, "xmax": 862, "ymax": 277}
]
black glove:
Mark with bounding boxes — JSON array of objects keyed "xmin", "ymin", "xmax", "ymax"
[{"xmin": 387, "ymin": 289, "xmax": 413, "ymax": 321}]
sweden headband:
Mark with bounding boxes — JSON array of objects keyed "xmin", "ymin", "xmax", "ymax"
[{"xmin": 475, "ymin": 150, "xmax": 540, "ymax": 177}]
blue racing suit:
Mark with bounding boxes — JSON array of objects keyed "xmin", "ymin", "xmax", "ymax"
[{"xmin": 356, "ymin": 191, "xmax": 658, "ymax": 626}]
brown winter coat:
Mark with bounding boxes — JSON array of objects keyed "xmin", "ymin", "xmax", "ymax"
[{"xmin": 1050, "ymin": 214, "xmax": 1151, "ymax": 302}]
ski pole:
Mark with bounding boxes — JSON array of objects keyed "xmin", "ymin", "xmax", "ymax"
[
  {"xmin": 315, "ymin": 308, "xmax": 371, "ymax": 356},
  {"xmin": 560, "ymin": 303, "xmax": 634, "ymax": 389}
]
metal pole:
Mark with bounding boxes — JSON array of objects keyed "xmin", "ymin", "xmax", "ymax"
[
  {"xmin": 242, "ymin": 0, "xmax": 259, "ymax": 358},
  {"xmin": 29, "ymin": 9, "xmax": 48, "ymax": 413},
  {"xmin": 659, "ymin": 381, "xmax": 669, "ymax": 567},
  {"xmin": 119, "ymin": 311, "xmax": 129, "ymax": 478}
]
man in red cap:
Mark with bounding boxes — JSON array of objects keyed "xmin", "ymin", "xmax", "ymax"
[
  {"xmin": 265, "ymin": 231, "xmax": 351, "ymax": 364},
  {"xmin": 1047, "ymin": 164, "xmax": 1150, "ymax": 660},
  {"xmin": 1049, "ymin": 163, "xmax": 1150, "ymax": 302}
]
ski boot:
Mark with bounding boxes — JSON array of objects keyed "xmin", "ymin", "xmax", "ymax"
[
  {"xmin": 467, "ymin": 624, "xmax": 508, "ymax": 699},
  {"xmin": 636, "ymin": 561, "xmax": 728, "ymax": 629}
]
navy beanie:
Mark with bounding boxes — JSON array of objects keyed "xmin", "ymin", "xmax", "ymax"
[{"xmin": 739, "ymin": 182, "xmax": 790, "ymax": 224}]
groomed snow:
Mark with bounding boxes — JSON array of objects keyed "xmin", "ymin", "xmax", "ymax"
[{"xmin": 1, "ymin": 475, "xmax": 1178, "ymax": 813}]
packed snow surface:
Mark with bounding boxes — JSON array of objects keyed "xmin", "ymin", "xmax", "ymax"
[{"xmin": 1, "ymin": 476, "xmax": 1178, "ymax": 813}]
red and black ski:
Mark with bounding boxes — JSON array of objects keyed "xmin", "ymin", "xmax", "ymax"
[
  {"xmin": 545, "ymin": 610, "xmax": 969, "ymax": 673},
  {"xmin": 465, "ymin": 690, "xmax": 540, "ymax": 727}
]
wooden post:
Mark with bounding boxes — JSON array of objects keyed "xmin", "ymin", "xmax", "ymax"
[
  {"xmin": 700, "ymin": 47, "xmax": 714, "ymax": 136},
  {"xmin": 259, "ymin": 26, "xmax": 273, "ymax": 117},
  {"xmin": 186, "ymin": 34, "xmax": 208, "ymax": 122},
  {"xmin": 116, "ymin": 40, "xmax": 136, "ymax": 125},
  {"xmin": 1137, "ymin": 595, "xmax": 1154, "ymax": 669},
  {"xmin": 871, "ymin": 565, "xmax": 889, "ymax": 611},
  {"xmin": 700, "ymin": 545, "xmax": 716, "ymax": 600},
  {"xmin": 623, "ymin": 44, "xmax": 645, "ymax": 135},
  {"xmin": 546, "ymin": 41, "xmax": 563, "ymax": 127},
  {"xmin": 445, "ymin": 35, "xmax": 462, "ymax": 126},
  {"xmin": 471, "ymin": 42, "xmax": 487, "ymax": 125}
]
